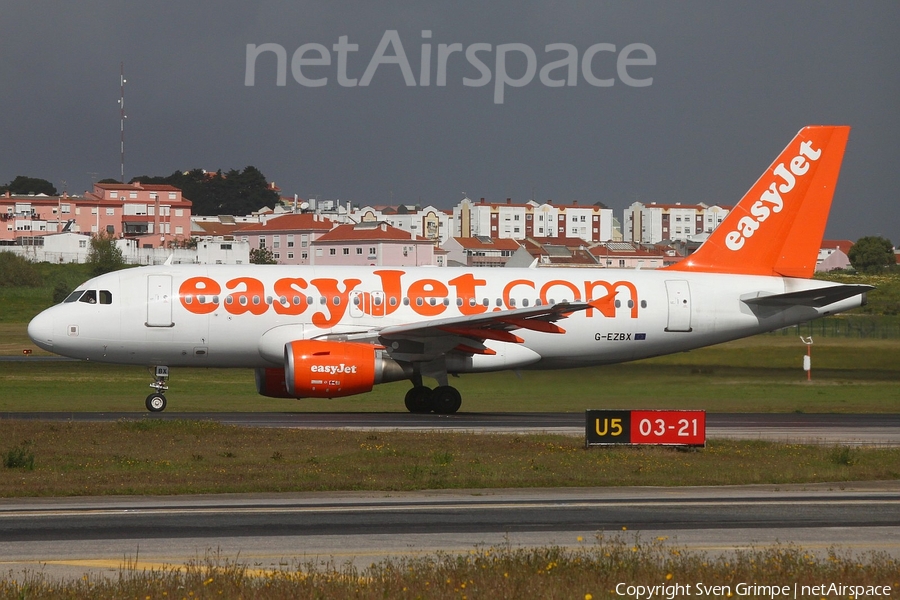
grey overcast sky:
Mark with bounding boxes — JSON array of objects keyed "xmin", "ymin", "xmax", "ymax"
[{"xmin": 1, "ymin": 1, "xmax": 897, "ymax": 240}]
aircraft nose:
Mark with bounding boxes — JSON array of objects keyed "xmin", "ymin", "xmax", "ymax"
[{"xmin": 28, "ymin": 310, "xmax": 54, "ymax": 351}]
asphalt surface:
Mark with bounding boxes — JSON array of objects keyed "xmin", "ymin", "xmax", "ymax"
[{"xmin": 1, "ymin": 483, "xmax": 899, "ymax": 581}]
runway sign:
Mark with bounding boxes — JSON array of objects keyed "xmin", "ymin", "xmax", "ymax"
[{"xmin": 585, "ymin": 410, "xmax": 706, "ymax": 447}]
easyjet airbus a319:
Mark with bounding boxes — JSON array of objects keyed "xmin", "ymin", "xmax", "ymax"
[{"xmin": 28, "ymin": 126, "xmax": 872, "ymax": 413}]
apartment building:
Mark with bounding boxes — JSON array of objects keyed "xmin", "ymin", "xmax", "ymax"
[
  {"xmin": 235, "ymin": 213, "xmax": 335, "ymax": 265},
  {"xmin": 623, "ymin": 201, "xmax": 730, "ymax": 244},
  {"xmin": 310, "ymin": 221, "xmax": 440, "ymax": 267},
  {"xmin": 1, "ymin": 182, "xmax": 192, "ymax": 248},
  {"xmin": 454, "ymin": 197, "xmax": 614, "ymax": 244}
]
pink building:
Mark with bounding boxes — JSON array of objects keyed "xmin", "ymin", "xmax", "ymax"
[
  {"xmin": 235, "ymin": 213, "xmax": 335, "ymax": 265},
  {"xmin": 310, "ymin": 222, "xmax": 437, "ymax": 266},
  {"xmin": 588, "ymin": 241, "xmax": 666, "ymax": 268},
  {"xmin": 442, "ymin": 236, "xmax": 522, "ymax": 267},
  {"xmin": 1, "ymin": 182, "xmax": 192, "ymax": 248},
  {"xmin": 86, "ymin": 182, "xmax": 193, "ymax": 248}
]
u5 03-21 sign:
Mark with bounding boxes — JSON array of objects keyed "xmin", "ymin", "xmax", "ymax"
[{"xmin": 585, "ymin": 410, "xmax": 706, "ymax": 447}]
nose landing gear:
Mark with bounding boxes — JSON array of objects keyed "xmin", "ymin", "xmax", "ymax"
[{"xmin": 146, "ymin": 366, "xmax": 169, "ymax": 412}]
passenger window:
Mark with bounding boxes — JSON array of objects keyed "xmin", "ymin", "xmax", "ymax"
[
  {"xmin": 79, "ymin": 290, "xmax": 97, "ymax": 304},
  {"xmin": 64, "ymin": 291, "xmax": 84, "ymax": 303},
  {"xmin": 99, "ymin": 290, "xmax": 112, "ymax": 305}
]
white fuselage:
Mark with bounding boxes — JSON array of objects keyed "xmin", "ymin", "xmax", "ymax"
[{"xmin": 27, "ymin": 264, "xmax": 862, "ymax": 372}]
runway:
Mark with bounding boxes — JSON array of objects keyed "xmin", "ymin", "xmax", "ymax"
[
  {"xmin": 2, "ymin": 412, "xmax": 898, "ymax": 581},
  {"xmin": 3, "ymin": 411, "xmax": 900, "ymax": 445},
  {"xmin": 1, "ymin": 482, "xmax": 899, "ymax": 581}
]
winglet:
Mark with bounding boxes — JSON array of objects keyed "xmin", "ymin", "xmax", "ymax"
[{"xmin": 666, "ymin": 126, "xmax": 850, "ymax": 278}]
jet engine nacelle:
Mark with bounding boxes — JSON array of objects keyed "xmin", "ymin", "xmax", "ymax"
[
  {"xmin": 284, "ymin": 340, "xmax": 411, "ymax": 398},
  {"xmin": 255, "ymin": 367, "xmax": 291, "ymax": 398}
]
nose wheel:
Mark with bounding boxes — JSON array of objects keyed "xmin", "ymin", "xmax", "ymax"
[
  {"xmin": 146, "ymin": 366, "xmax": 169, "ymax": 412},
  {"xmin": 146, "ymin": 392, "xmax": 167, "ymax": 412}
]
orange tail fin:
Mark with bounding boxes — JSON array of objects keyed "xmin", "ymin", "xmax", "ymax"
[{"xmin": 666, "ymin": 125, "xmax": 850, "ymax": 278}]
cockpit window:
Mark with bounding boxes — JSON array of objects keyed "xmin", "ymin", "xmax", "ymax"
[
  {"xmin": 99, "ymin": 290, "xmax": 112, "ymax": 305},
  {"xmin": 64, "ymin": 291, "xmax": 84, "ymax": 303},
  {"xmin": 79, "ymin": 290, "xmax": 98, "ymax": 304}
]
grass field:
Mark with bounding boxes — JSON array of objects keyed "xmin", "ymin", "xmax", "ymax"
[
  {"xmin": 2, "ymin": 420, "xmax": 899, "ymax": 497},
  {"xmin": 3, "ymin": 538, "xmax": 898, "ymax": 600}
]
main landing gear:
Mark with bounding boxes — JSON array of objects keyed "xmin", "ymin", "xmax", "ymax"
[
  {"xmin": 404, "ymin": 385, "xmax": 462, "ymax": 414},
  {"xmin": 146, "ymin": 366, "xmax": 169, "ymax": 413}
]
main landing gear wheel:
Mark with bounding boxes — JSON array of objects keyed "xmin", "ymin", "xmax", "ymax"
[
  {"xmin": 145, "ymin": 393, "xmax": 167, "ymax": 413},
  {"xmin": 404, "ymin": 386, "xmax": 433, "ymax": 413},
  {"xmin": 431, "ymin": 385, "xmax": 462, "ymax": 414}
]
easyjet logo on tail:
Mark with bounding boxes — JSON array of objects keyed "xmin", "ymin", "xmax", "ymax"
[{"xmin": 724, "ymin": 140, "xmax": 822, "ymax": 251}]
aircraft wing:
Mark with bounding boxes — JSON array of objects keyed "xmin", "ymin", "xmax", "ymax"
[
  {"xmin": 314, "ymin": 301, "xmax": 590, "ymax": 357},
  {"xmin": 742, "ymin": 284, "xmax": 874, "ymax": 308}
]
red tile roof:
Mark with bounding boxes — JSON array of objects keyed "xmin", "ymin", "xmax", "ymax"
[
  {"xmin": 821, "ymin": 240, "xmax": 854, "ymax": 254},
  {"xmin": 531, "ymin": 236, "xmax": 595, "ymax": 249},
  {"xmin": 314, "ymin": 222, "xmax": 428, "ymax": 242},
  {"xmin": 193, "ymin": 222, "xmax": 244, "ymax": 237},
  {"xmin": 451, "ymin": 237, "xmax": 522, "ymax": 251},
  {"xmin": 236, "ymin": 213, "xmax": 335, "ymax": 233},
  {"xmin": 94, "ymin": 183, "xmax": 182, "ymax": 192},
  {"xmin": 588, "ymin": 242, "xmax": 665, "ymax": 258}
]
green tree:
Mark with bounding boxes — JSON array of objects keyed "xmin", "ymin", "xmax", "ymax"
[
  {"xmin": 130, "ymin": 166, "xmax": 279, "ymax": 216},
  {"xmin": 848, "ymin": 236, "xmax": 895, "ymax": 274},
  {"xmin": 1, "ymin": 176, "xmax": 57, "ymax": 196},
  {"xmin": 250, "ymin": 247, "xmax": 277, "ymax": 264},
  {"xmin": 86, "ymin": 232, "xmax": 127, "ymax": 277},
  {"xmin": 0, "ymin": 252, "xmax": 41, "ymax": 287}
]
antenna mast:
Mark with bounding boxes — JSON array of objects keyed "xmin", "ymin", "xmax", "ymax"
[{"xmin": 119, "ymin": 63, "xmax": 126, "ymax": 183}]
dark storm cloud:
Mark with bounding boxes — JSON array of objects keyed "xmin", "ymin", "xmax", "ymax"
[{"xmin": 1, "ymin": 1, "xmax": 897, "ymax": 240}]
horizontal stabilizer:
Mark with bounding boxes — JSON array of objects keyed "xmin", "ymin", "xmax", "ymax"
[{"xmin": 741, "ymin": 285, "xmax": 873, "ymax": 308}]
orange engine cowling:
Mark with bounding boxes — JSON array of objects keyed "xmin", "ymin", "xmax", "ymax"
[{"xmin": 284, "ymin": 340, "xmax": 410, "ymax": 398}]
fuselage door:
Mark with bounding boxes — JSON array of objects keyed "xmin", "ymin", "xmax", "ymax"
[
  {"xmin": 349, "ymin": 290, "xmax": 386, "ymax": 318},
  {"xmin": 349, "ymin": 291, "xmax": 365, "ymax": 318},
  {"xmin": 147, "ymin": 274, "xmax": 174, "ymax": 327},
  {"xmin": 664, "ymin": 280, "xmax": 692, "ymax": 332}
]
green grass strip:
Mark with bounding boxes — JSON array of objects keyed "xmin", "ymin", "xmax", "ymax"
[{"xmin": 1, "ymin": 421, "xmax": 899, "ymax": 497}]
